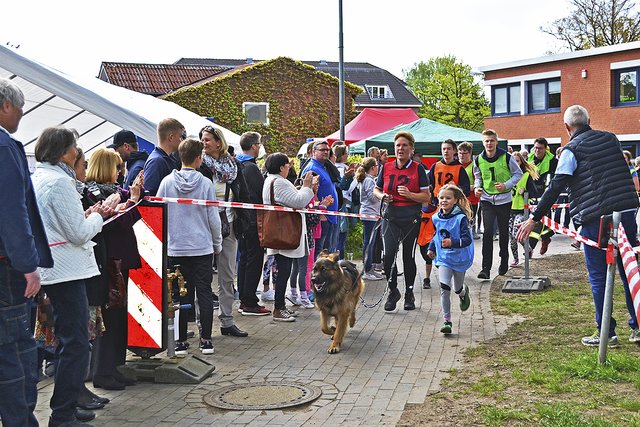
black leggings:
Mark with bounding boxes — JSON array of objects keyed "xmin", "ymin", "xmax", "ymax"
[{"xmin": 382, "ymin": 213, "xmax": 420, "ymax": 292}]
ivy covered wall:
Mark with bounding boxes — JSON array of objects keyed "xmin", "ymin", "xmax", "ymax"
[{"xmin": 163, "ymin": 57, "xmax": 362, "ymax": 155}]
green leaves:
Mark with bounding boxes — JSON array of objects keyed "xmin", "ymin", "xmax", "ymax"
[{"xmin": 403, "ymin": 55, "xmax": 489, "ymax": 132}]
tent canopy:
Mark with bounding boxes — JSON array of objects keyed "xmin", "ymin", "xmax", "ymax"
[
  {"xmin": 348, "ymin": 118, "xmax": 507, "ymax": 156},
  {"xmin": 325, "ymin": 107, "xmax": 419, "ymax": 145},
  {"xmin": 0, "ymin": 45, "xmax": 240, "ymax": 157}
]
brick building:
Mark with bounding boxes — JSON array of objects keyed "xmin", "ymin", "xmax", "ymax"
[{"xmin": 478, "ymin": 41, "xmax": 640, "ymax": 154}]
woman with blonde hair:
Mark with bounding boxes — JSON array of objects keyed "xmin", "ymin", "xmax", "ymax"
[
  {"xmin": 84, "ymin": 148, "xmax": 144, "ymax": 390},
  {"xmin": 355, "ymin": 157, "xmax": 382, "ymax": 280},
  {"xmin": 198, "ymin": 125, "xmax": 250, "ymax": 337}
]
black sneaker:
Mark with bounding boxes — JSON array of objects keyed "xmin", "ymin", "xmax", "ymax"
[
  {"xmin": 422, "ymin": 278, "xmax": 431, "ymax": 289},
  {"xmin": 404, "ymin": 291, "xmax": 415, "ymax": 311},
  {"xmin": 199, "ymin": 339, "xmax": 214, "ymax": 355},
  {"xmin": 384, "ymin": 288, "xmax": 401, "ymax": 313},
  {"xmin": 175, "ymin": 341, "xmax": 189, "ymax": 355},
  {"xmin": 477, "ymin": 270, "xmax": 490, "ymax": 280}
]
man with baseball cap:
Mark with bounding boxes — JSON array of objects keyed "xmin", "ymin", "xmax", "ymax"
[{"xmin": 108, "ymin": 130, "xmax": 148, "ymax": 189}]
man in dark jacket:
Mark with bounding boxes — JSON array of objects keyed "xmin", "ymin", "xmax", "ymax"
[
  {"xmin": 143, "ymin": 119, "xmax": 185, "ymax": 195},
  {"xmin": 0, "ymin": 78, "xmax": 53, "ymax": 427},
  {"xmin": 235, "ymin": 132, "xmax": 270, "ymax": 316},
  {"xmin": 517, "ymin": 105, "xmax": 640, "ymax": 348},
  {"xmin": 108, "ymin": 130, "xmax": 149, "ymax": 190}
]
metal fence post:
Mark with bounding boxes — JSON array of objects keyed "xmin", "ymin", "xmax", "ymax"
[{"xmin": 598, "ymin": 211, "xmax": 621, "ymax": 365}]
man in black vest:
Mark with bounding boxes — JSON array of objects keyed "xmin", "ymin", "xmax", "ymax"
[{"xmin": 517, "ymin": 105, "xmax": 640, "ymax": 347}]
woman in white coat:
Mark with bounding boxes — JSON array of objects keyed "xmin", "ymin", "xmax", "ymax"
[
  {"xmin": 262, "ymin": 153, "xmax": 316, "ymax": 322},
  {"xmin": 31, "ymin": 127, "xmax": 113, "ymax": 426}
]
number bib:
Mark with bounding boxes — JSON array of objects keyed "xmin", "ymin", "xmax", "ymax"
[
  {"xmin": 432, "ymin": 161, "xmax": 466, "ymax": 197},
  {"xmin": 382, "ymin": 161, "xmax": 422, "ymax": 206},
  {"xmin": 476, "ymin": 153, "xmax": 511, "ymax": 195}
]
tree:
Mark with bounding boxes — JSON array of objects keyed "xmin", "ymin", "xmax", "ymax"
[
  {"xmin": 404, "ymin": 56, "xmax": 489, "ymax": 133},
  {"xmin": 541, "ymin": 0, "xmax": 640, "ymax": 51}
]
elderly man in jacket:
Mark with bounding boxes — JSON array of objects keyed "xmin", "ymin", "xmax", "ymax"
[{"xmin": 0, "ymin": 78, "xmax": 53, "ymax": 427}]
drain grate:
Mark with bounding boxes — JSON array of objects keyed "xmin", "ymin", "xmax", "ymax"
[{"xmin": 203, "ymin": 381, "xmax": 322, "ymax": 410}]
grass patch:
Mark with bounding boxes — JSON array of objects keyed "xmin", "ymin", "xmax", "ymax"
[{"xmin": 398, "ymin": 253, "xmax": 640, "ymax": 426}]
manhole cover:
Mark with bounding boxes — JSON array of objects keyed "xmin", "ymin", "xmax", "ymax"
[{"xmin": 203, "ymin": 381, "xmax": 322, "ymax": 410}]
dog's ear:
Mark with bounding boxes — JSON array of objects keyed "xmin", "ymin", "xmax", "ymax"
[
  {"xmin": 318, "ymin": 249, "xmax": 331, "ymax": 259},
  {"xmin": 328, "ymin": 252, "xmax": 340, "ymax": 262}
]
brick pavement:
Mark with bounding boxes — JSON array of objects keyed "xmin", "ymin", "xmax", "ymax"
[{"xmin": 34, "ymin": 234, "xmax": 577, "ymax": 426}]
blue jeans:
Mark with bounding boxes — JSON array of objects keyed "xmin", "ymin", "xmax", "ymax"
[
  {"xmin": 46, "ymin": 280, "xmax": 90, "ymax": 423},
  {"xmin": 316, "ymin": 221, "xmax": 338, "ymax": 258},
  {"xmin": 289, "ymin": 256, "xmax": 309, "ymax": 292},
  {"xmin": 581, "ymin": 210, "xmax": 639, "ymax": 338},
  {"xmin": 0, "ymin": 261, "xmax": 38, "ymax": 427},
  {"xmin": 362, "ymin": 220, "xmax": 377, "ymax": 272}
]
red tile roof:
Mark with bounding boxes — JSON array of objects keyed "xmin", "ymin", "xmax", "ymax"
[{"xmin": 100, "ymin": 62, "xmax": 228, "ymax": 95}]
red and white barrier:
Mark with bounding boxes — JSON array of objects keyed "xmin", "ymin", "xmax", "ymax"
[
  {"xmin": 616, "ymin": 223, "xmax": 640, "ymax": 322},
  {"xmin": 144, "ymin": 196, "xmax": 381, "ymax": 220},
  {"xmin": 128, "ymin": 203, "xmax": 165, "ymax": 349}
]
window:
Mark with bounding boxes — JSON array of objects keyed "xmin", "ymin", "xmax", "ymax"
[
  {"xmin": 491, "ymin": 83, "xmax": 520, "ymax": 116},
  {"xmin": 365, "ymin": 85, "xmax": 394, "ymax": 99},
  {"xmin": 528, "ymin": 78, "xmax": 561, "ymax": 113},
  {"xmin": 615, "ymin": 68, "xmax": 639, "ymax": 105},
  {"xmin": 243, "ymin": 102, "xmax": 269, "ymax": 126}
]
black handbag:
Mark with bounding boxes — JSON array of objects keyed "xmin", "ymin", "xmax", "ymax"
[{"xmin": 220, "ymin": 184, "xmax": 231, "ymax": 238}]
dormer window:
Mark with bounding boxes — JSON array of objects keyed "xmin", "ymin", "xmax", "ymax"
[{"xmin": 365, "ymin": 85, "xmax": 394, "ymax": 99}]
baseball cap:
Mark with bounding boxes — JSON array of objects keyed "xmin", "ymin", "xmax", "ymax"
[{"xmin": 107, "ymin": 130, "xmax": 136, "ymax": 149}]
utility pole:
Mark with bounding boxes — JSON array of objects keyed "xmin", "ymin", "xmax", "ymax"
[{"xmin": 338, "ymin": 0, "xmax": 345, "ymax": 141}]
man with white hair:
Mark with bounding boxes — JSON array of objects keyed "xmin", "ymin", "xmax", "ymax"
[
  {"xmin": 0, "ymin": 78, "xmax": 53, "ymax": 426},
  {"xmin": 517, "ymin": 105, "xmax": 640, "ymax": 347}
]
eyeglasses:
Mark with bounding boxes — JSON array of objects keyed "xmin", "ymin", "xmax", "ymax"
[{"xmin": 180, "ymin": 131, "xmax": 187, "ymax": 140}]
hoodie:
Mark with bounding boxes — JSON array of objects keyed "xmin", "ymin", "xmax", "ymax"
[
  {"xmin": 157, "ymin": 169, "xmax": 223, "ymax": 257},
  {"xmin": 124, "ymin": 150, "xmax": 150, "ymax": 190}
]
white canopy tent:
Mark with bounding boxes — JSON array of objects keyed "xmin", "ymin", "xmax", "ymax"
[{"xmin": 0, "ymin": 44, "xmax": 241, "ymax": 157}]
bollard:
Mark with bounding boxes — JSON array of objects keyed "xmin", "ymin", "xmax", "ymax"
[
  {"xmin": 502, "ymin": 192, "xmax": 551, "ymax": 293},
  {"xmin": 598, "ymin": 211, "xmax": 620, "ymax": 365}
]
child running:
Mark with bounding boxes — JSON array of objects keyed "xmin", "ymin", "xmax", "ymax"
[
  {"xmin": 509, "ymin": 152, "xmax": 538, "ymax": 267},
  {"xmin": 427, "ymin": 183, "xmax": 473, "ymax": 335}
]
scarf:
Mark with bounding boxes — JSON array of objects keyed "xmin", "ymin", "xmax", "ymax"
[
  {"xmin": 85, "ymin": 181, "xmax": 119, "ymax": 201},
  {"xmin": 203, "ymin": 153, "xmax": 238, "ymax": 184}
]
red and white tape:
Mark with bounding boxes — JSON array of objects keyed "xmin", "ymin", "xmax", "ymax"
[
  {"xmin": 542, "ymin": 215, "xmax": 640, "ymax": 254},
  {"xmin": 540, "ymin": 216, "xmax": 600, "ymax": 249},
  {"xmin": 144, "ymin": 196, "xmax": 382, "ymax": 220},
  {"xmin": 617, "ymin": 223, "xmax": 640, "ymax": 322}
]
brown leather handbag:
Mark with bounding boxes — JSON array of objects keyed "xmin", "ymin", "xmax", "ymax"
[{"xmin": 257, "ymin": 179, "xmax": 302, "ymax": 250}]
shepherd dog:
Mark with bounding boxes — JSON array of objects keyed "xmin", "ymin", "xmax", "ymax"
[{"xmin": 311, "ymin": 251, "xmax": 365, "ymax": 354}]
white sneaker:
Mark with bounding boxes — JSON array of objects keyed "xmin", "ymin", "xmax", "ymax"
[
  {"xmin": 300, "ymin": 298, "xmax": 315, "ymax": 309},
  {"xmin": 260, "ymin": 289, "xmax": 275, "ymax": 301},
  {"xmin": 630, "ymin": 328, "xmax": 640, "ymax": 343},
  {"xmin": 286, "ymin": 292, "xmax": 302, "ymax": 306},
  {"xmin": 362, "ymin": 272, "xmax": 380, "ymax": 281}
]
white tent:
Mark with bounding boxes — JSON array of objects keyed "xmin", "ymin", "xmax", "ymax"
[{"xmin": 0, "ymin": 44, "xmax": 240, "ymax": 156}]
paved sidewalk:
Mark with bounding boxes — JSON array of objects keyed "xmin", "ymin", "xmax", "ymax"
[{"xmin": 34, "ymin": 234, "xmax": 578, "ymax": 426}]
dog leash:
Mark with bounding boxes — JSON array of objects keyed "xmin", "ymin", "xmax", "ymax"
[{"xmin": 358, "ymin": 202, "xmax": 420, "ymax": 309}]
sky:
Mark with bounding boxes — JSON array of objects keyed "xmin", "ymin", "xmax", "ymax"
[{"xmin": 3, "ymin": 0, "xmax": 571, "ymax": 81}]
